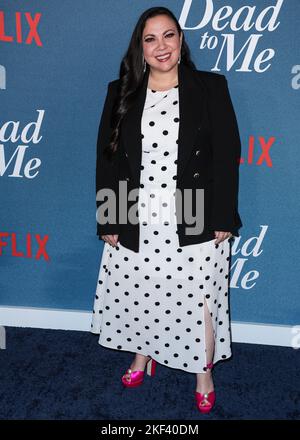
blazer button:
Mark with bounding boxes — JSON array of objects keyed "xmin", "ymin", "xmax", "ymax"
[
  {"xmin": 193, "ymin": 172, "xmax": 200, "ymax": 178},
  {"xmin": 125, "ymin": 152, "xmax": 128, "ymax": 157},
  {"xmin": 125, "ymin": 177, "xmax": 130, "ymax": 181},
  {"xmin": 195, "ymin": 150, "xmax": 200, "ymax": 156}
]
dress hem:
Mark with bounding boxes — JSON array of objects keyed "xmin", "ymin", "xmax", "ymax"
[{"xmin": 92, "ymin": 332, "xmax": 232, "ymax": 374}]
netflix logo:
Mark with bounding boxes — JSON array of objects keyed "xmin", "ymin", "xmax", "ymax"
[
  {"xmin": 0, "ymin": 233, "xmax": 50, "ymax": 261},
  {"xmin": 240, "ymin": 136, "xmax": 275, "ymax": 167},
  {"xmin": 0, "ymin": 10, "xmax": 42, "ymax": 46}
]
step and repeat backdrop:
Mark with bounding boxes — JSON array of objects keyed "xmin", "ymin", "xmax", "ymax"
[{"xmin": 1, "ymin": 1, "xmax": 299, "ymax": 328}]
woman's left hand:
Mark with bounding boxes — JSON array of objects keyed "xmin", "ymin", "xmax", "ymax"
[{"xmin": 214, "ymin": 231, "xmax": 232, "ymax": 244}]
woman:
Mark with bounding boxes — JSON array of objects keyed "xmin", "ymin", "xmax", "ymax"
[{"xmin": 91, "ymin": 6, "xmax": 243, "ymax": 414}]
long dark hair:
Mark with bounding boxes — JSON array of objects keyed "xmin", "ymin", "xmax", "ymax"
[{"xmin": 104, "ymin": 6, "xmax": 196, "ymax": 160}]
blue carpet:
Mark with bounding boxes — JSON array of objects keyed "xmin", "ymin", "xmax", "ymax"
[{"xmin": 0, "ymin": 326, "xmax": 299, "ymax": 420}]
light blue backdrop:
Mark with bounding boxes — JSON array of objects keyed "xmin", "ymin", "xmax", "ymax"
[{"xmin": 1, "ymin": 0, "xmax": 299, "ymax": 325}]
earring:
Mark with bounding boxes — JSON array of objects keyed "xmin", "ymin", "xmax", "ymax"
[
  {"xmin": 142, "ymin": 54, "xmax": 146, "ymax": 73},
  {"xmin": 178, "ymin": 52, "xmax": 181, "ymax": 64}
]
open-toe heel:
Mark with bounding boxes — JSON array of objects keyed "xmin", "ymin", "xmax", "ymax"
[
  {"xmin": 121, "ymin": 357, "xmax": 157, "ymax": 388},
  {"xmin": 195, "ymin": 362, "xmax": 215, "ymax": 414}
]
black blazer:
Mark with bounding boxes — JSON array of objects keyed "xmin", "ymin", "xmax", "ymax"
[{"xmin": 96, "ymin": 62, "xmax": 243, "ymax": 253}]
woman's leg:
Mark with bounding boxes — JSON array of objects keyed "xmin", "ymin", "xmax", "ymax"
[{"xmin": 196, "ymin": 298, "xmax": 215, "ymax": 393}]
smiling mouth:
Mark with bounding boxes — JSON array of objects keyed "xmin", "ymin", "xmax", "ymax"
[{"xmin": 156, "ymin": 53, "xmax": 171, "ymax": 62}]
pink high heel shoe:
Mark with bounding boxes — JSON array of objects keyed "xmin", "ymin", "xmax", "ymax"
[
  {"xmin": 195, "ymin": 362, "xmax": 216, "ymax": 414},
  {"xmin": 121, "ymin": 356, "xmax": 157, "ymax": 388}
]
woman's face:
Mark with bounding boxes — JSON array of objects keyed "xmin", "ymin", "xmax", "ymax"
[{"xmin": 142, "ymin": 15, "xmax": 182, "ymax": 73}]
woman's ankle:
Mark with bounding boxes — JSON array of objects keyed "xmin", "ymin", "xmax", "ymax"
[
  {"xmin": 196, "ymin": 370, "xmax": 214, "ymax": 393},
  {"xmin": 130, "ymin": 353, "xmax": 150, "ymax": 370}
]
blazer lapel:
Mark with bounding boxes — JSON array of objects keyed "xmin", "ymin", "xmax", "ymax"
[
  {"xmin": 121, "ymin": 62, "xmax": 206, "ymax": 184},
  {"xmin": 176, "ymin": 63, "xmax": 206, "ymax": 182}
]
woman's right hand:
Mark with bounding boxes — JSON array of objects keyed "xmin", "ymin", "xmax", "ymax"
[{"xmin": 101, "ymin": 234, "xmax": 119, "ymax": 247}]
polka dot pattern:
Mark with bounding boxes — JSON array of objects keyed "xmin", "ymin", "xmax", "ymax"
[{"xmin": 91, "ymin": 85, "xmax": 232, "ymax": 374}]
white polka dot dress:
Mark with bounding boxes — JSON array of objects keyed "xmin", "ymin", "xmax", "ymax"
[{"xmin": 90, "ymin": 84, "xmax": 232, "ymax": 374}]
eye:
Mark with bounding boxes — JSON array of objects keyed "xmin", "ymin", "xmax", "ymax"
[{"xmin": 144, "ymin": 32, "xmax": 175, "ymax": 43}]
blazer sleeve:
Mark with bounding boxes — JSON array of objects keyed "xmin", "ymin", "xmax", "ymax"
[
  {"xmin": 209, "ymin": 74, "xmax": 243, "ymax": 235},
  {"xmin": 95, "ymin": 81, "xmax": 120, "ymax": 238}
]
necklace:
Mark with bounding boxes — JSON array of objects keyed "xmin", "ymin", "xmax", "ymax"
[
  {"xmin": 147, "ymin": 83, "xmax": 179, "ymax": 92},
  {"xmin": 144, "ymin": 85, "xmax": 178, "ymax": 110}
]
